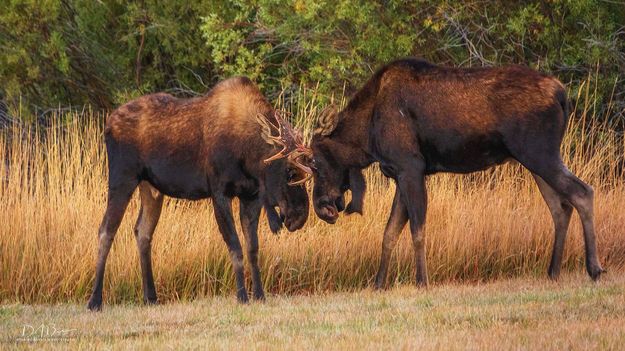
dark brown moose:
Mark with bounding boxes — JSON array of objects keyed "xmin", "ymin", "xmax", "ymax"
[
  {"xmin": 87, "ymin": 77, "xmax": 310, "ymax": 311},
  {"xmin": 307, "ymin": 58, "xmax": 604, "ymax": 288}
]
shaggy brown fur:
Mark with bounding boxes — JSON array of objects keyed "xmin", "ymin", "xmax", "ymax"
[
  {"xmin": 87, "ymin": 77, "xmax": 309, "ymax": 311},
  {"xmin": 310, "ymin": 58, "xmax": 604, "ymax": 288}
]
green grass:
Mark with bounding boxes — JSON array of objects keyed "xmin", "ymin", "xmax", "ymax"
[{"xmin": 2, "ymin": 273, "xmax": 624, "ymax": 350}]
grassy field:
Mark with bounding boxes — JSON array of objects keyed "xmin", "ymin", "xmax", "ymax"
[
  {"xmin": 1, "ymin": 78, "xmax": 624, "ymax": 306},
  {"xmin": 0, "ymin": 77, "xmax": 624, "ymax": 348},
  {"xmin": 1, "ymin": 273, "xmax": 624, "ymax": 350},
  {"xmin": 1, "ymin": 77, "xmax": 624, "ymax": 305}
]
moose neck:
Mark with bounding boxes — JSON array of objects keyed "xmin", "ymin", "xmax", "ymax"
[
  {"xmin": 328, "ymin": 112, "xmax": 372, "ymax": 169},
  {"xmin": 328, "ymin": 74, "xmax": 384, "ymax": 169}
]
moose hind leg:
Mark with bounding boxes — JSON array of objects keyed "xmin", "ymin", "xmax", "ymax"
[
  {"xmin": 134, "ymin": 182, "xmax": 164, "ymax": 304},
  {"xmin": 552, "ymin": 167, "xmax": 603, "ymax": 280},
  {"xmin": 374, "ymin": 189, "xmax": 408, "ymax": 290},
  {"xmin": 529, "ymin": 162, "xmax": 604, "ymax": 281},
  {"xmin": 532, "ymin": 174, "xmax": 573, "ymax": 280},
  {"xmin": 87, "ymin": 180, "xmax": 137, "ymax": 311}
]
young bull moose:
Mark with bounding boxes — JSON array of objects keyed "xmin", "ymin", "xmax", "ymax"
[
  {"xmin": 87, "ymin": 77, "xmax": 311, "ymax": 311},
  {"xmin": 305, "ymin": 58, "xmax": 604, "ymax": 288}
]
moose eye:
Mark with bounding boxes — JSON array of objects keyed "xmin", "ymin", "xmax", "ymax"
[
  {"xmin": 308, "ymin": 158, "xmax": 317, "ymax": 171},
  {"xmin": 287, "ymin": 169, "xmax": 297, "ymax": 182}
]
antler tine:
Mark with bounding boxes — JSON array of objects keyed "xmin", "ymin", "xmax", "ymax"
[
  {"xmin": 288, "ymin": 172, "xmax": 312, "ymax": 186},
  {"xmin": 262, "ymin": 109, "xmax": 302, "ymax": 162},
  {"xmin": 289, "ymin": 148, "xmax": 313, "ymax": 171},
  {"xmin": 258, "ymin": 110, "xmax": 286, "ymax": 163},
  {"xmin": 260, "ymin": 109, "xmax": 314, "ymax": 185},
  {"xmin": 286, "ymin": 148, "xmax": 314, "ymax": 186}
]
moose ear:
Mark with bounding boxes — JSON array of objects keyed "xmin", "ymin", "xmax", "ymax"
[{"xmin": 314, "ymin": 105, "xmax": 339, "ymax": 136}]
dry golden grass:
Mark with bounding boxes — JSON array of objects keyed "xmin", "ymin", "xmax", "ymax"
[
  {"xmin": 0, "ymin": 79, "xmax": 623, "ymax": 305},
  {"xmin": 2, "ymin": 274, "xmax": 624, "ymax": 350}
]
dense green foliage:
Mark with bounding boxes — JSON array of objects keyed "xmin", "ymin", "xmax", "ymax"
[{"xmin": 1, "ymin": 0, "xmax": 623, "ymax": 121}]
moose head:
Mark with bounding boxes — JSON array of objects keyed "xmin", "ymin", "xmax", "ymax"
[
  {"xmin": 258, "ymin": 106, "xmax": 366, "ymax": 225},
  {"xmin": 256, "ymin": 110, "xmax": 312, "ymax": 232}
]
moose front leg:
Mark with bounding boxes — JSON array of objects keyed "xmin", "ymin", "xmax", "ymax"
[
  {"xmin": 396, "ymin": 161, "xmax": 428, "ymax": 287},
  {"xmin": 240, "ymin": 198, "xmax": 265, "ymax": 301},
  {"xmin": 212, "ymin": 193, "xmax": 248, "ymax": 303},
  {"xmin": 374, "ymin": 189, "xmax": 408, "ymax": 289}
]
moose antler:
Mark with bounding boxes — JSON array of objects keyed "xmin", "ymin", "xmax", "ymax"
[{"xmin": 256, "ymin": 110, "xmax": 313, "ymax": 185}]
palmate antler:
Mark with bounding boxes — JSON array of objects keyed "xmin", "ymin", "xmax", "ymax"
[{"xmin": 256, "ymin": 110, "xmax": 313, "ymax": 185}]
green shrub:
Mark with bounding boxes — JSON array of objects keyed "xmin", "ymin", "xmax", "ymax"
[{"xmin": 1, "ymin": 0, "xmax": 623, "ymax": 123}]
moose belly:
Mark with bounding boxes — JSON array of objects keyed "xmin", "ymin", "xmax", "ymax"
[
  {"xmin": 142, "ymin": 159, "xmax": 211, "ymax": 200},
  {"xmin": 420, "ymin": 133, "xmax": 511, "ymax": 174}
]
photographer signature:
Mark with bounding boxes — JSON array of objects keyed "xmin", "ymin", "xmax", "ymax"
[{"xmin": 17, "ymin": 324, "xmax": 77, "ymax": 342}]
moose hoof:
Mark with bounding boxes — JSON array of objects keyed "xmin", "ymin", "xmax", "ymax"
[
  {"xmin": 253, "ymin": 291, "xmax": 266, "ymax": 302},
  {"xmin": 547, "ymin": 269, "xmax": 560, "ymax": 281},
  {"xmin": 236, "ymin": 292, "xmax": 249, "ymax": 304},
  {"xmin": 588, "ymin": 266, "xmax": 606, "ymax": 282},
  {"xmin": 144, "ymin": 298, "xmax": 158, "ymax": 306},
  {"xmin": 373, "ymin": 281, "xmax": 386, "ymax": 291},
  {"xmin": 415, "ymin": 279, "xmax": 429, "ymax": 288},
  {"xmin": 87, "ymin": 298, "xmax": 102, "ymax": 312}
]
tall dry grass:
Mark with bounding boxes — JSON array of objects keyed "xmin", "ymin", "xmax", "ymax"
[{"xmin": 1, "ymin": 79, "xmax": 624, "ymax": 304}]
